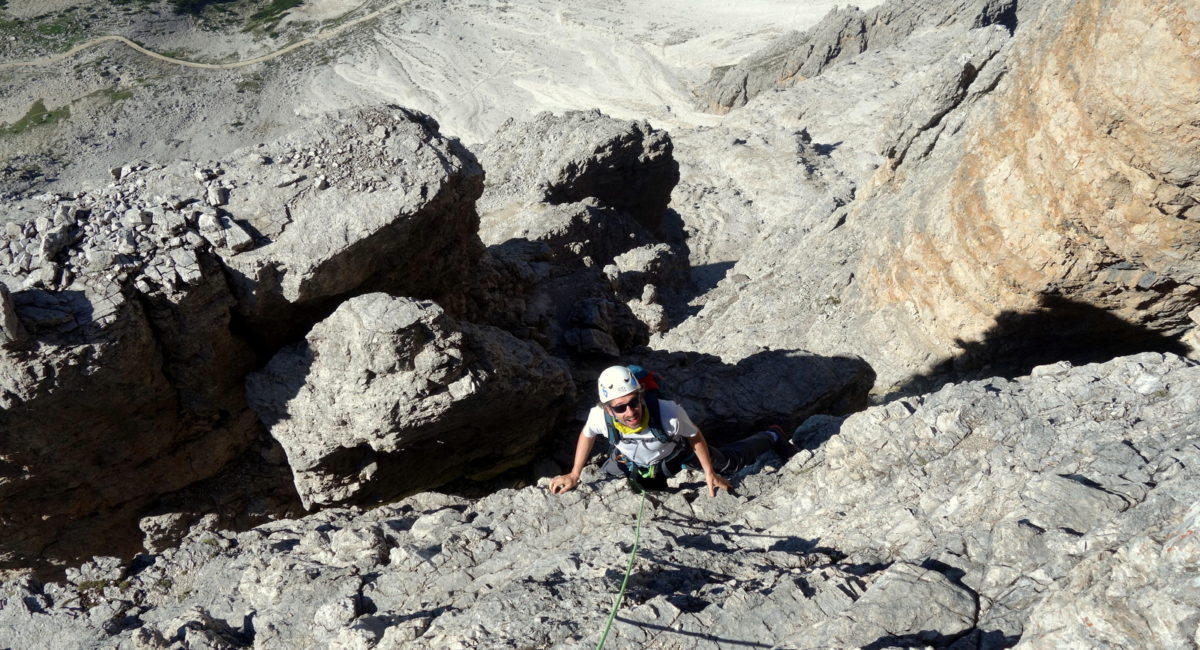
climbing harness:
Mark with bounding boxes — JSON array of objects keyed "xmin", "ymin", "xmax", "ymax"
[{"xmin": 595, "ymin": 487, "xmax": 648, "ymax": 650}]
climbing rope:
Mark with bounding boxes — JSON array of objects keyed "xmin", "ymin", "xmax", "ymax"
[{"xmin": 595, "ymin": 488, "xmax": 648, "ymax": 650}]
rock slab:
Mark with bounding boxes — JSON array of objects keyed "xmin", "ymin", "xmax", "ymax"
[{"xmin": 247, "ymin": 293, "xmax": 574, "ymax": 509}]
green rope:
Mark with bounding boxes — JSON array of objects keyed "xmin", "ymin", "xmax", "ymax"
[{"xmin": 596, "ymin": 488, "xmax": 648, "ymax": 650}]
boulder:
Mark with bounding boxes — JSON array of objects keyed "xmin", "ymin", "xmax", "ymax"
[
  {"xmin": 477, "ymin": 198, "xmax": 658, "ymax": 264},
  {"xmin": 0, "ymin": 176, "xmax": 272, "ymax": 572},
  {"xmin": 0, "ymin": 286, "xmax": 247, "ymax": 570},
  {"xmin": 477, "ymin": 110, "xmax": 678, "ymax": 236},
  {"xmin": 0, "ymin": 104, "xmax": 491, "ymax": 570},
  {"xmin": 610, "ymin": 242, "xmax": 689, "ymax": 297},
  {"xmin": 466, "ymin": 239, "xmax": 651, "ymax": 358},
  {"xmin": 246, "ymin": 293, "xmax": 574, "ymax": 509},
  {"xmin": 206, "ymin": 106, "xmax": 485, "ymax": 346}
]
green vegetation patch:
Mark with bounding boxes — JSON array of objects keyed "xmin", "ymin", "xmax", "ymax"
[
  {"xmin": 171, "ymin": 0, "xmax": 238, "ymax": 16},
  {"xmin": 35, "ymin": 15, "xmax": 76, "ymax": 35},
  {"xmin": 0, "ymin": 9, "xmax": 91, "ymax": 51},
  {"xmin": 1, "ymin": 99, "xmax": 70, "ymax": 137},
  {"xmin": 246, "ymin": 0, "xmax": 303, "ymax": 33},
  {"xmin": 103, "ymin": 87, "xmax": 135, "ymax": 102},
  {"xmin": 83, "ymin": 86, "xmax": 135, "ymax": 104},
  {"xmin": 235, "ymin": 73, "xmax": 264, "ymax": 93}
]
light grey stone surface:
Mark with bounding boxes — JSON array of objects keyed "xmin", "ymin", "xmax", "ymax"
[
  {"xmin": 246, "ymin": 293, "xmax": 574, "ymax": 509},
  {"xmin": 0, "ymin": 107, "xmax": 485, "ymax": 572},
  {"xmin": 206, "ymin": 106, "xmax": 485, "ymax": 346},
  {"xmin": 6, "ymin": 352, "xmax": 1195, "ymax": 648},
  {"xmin": 477, "ymin": 110, "xmax": 678, "ymax": 237},
  {"xmin": 665, "ymin": 0, "xmax": 1200, "ymax": 392},
  {"xmin": 697, "ymin": 0, "xmax": 1019, "ymax": 113}
]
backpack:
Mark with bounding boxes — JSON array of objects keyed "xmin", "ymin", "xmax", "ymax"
[{"xmin": 604, "ymin": 365, "xmax": 673, "ymax": 450}]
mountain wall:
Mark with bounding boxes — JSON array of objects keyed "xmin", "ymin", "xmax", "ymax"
[
  {"xmin": 662, "ymin": 0, "xmax": 1199, "ymax": 392},
  {"xmin": 0, "ymin": 106, "xmax": 873, "ymax": 574},
  {"xmin": 2, "ymin": 351, "xmax": 1194, "ymax": 648}
]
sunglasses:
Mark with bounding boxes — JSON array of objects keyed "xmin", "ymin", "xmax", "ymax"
[{"xmin": 608, "ymin": 396, "xmax": 642, "ymax": 414}]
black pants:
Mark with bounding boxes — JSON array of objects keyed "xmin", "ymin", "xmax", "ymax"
[
  {"xmin": 663, "ymin": 431, "xmax": 775, "ymax": 476},
  {"xmin": 618, "ymin": 431, "xmax": 776, "ymax": 491}
]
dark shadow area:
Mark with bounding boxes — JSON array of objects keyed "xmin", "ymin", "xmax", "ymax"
[
  {"xmin": 9, "ymin": 289, "xmax": 96, "ymax": 343},
  {"xmin": 862, "ymin": 628, "xmax": 1019, "ymax": 650},
  {"xmin": 613, "ymin": 617, "xmax": 781, "ymax": 648},
  {"xmin": 887, "ymin": 294, "xmax": 1191, "ymax": 400},
  {"xmin": 790, "ymin": 414, "xmax": 847, "ymax": 452},
  {"xmin": 987, "ymin": 0, "xmax": 1019, "ymax": 35},
  {"xmin": 643, "ymin": 347, "xmax": 874, "ymax": 443},
  {"xmin": 813, "ymin": 140, "xmax": 843, "ymax": 156},
  {"xmin": 687, "ymin": 261, "xmax": 737, "ymax": 295},
  {"xmin": 659, "ymin": 260, "xmax": 736, "ymax": 324},
  {"xmin": 170, "ymin": 0, "xmax": 238, "ymax": 16},
  {"xmin": 658, "ymin": 206, "xmax": 689, "ymax": 248},
  {"xmin": 861, "ymin": 630, "xmax": 971, "ymax": 649}
]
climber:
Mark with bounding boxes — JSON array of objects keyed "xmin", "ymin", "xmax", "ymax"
[{"xmin": 548, "ymin": 365, "xmax": 791, "ymax": 497}]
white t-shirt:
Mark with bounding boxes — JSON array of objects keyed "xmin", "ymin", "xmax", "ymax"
[{"xmin": 583, "ymin": 398, "xmax": 699, "ymax": 467}]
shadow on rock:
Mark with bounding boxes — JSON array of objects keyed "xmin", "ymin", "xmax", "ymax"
[
  {"xmin": 642, "ymin": 347, "xmax": 874, "ymax": 443},
  {"xmin": 886, "ymin": 294, "xmax": 1191, "ymax": 400},
  {"xmin": 614, "ymin": 616, "xmax": 781, "ymax": 648},
  {"xmin": 861, "ymin": 628, "xmax": 1019, "ymax": 650},
  {"xmin": 661, "ymin": 258, "xmax": 736, "ymax": 324}
]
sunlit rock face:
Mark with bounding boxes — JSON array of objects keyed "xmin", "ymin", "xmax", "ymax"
[{"xmin": 852, "ymin": 0, "xmax": 1200, "ymax": 384}]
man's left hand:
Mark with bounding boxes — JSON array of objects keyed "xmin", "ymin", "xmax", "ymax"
[{"xmin": 705, "ymin": 472, "xmax": 732, "ymax": 497}]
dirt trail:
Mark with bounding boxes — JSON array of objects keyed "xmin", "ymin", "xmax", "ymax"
[{"xmin": 0, "ymin": 1, "xmax": 404, "ymax": 72}]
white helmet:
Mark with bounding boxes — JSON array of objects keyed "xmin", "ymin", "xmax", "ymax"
[{"xmin": 597, "ymin": 366, "xmax": 640, "ymax": 402}]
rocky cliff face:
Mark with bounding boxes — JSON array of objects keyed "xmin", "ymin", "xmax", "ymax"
[
  {"xmin": 0, "ymin": 106, "xmax": 490, "ymax": 571},
  {"xmin": 1, "ymin": 0, "xmax": 1196, "ymax": 643},
  {"xmin": 0, "ymin": 104, "xmax": 873, "ymax": 573},
  {"xmin": 847, "ymin": 0, "xmax": 1200, "ymax": 385},
  {"xmin": 662, "ymin": 0, "xmax": 1199, "ymax": 391},
  {"xmin": 697, "ymin": 0, "xmax": 1020, "ymax": 114},
  {"xmin": 2, "ymin": 352, "xmax": 1194, "ymax": 648}
]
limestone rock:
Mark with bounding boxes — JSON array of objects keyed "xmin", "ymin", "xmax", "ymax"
[
  {"xmin": 6, "ymin": 352, "xmax": 1196, "ymax": 648},
  {"xmin": 246, "ymin": 293, "xmax": 574, "ymax": 509},
  {"xmin": 0, "ymin": 283, "xmax": 25, "ymax": 347},
  {"xmin": 211, "ymin": 106, "xmax": 485, "ymax": 346},
  {"xmin": 477, "ymin": 198, "xmax": 658, "ymax": 264},
  {"xmin": 837, "ymin": 0, "xmax": 1200, "ymax": 387},
  {"xmin": 467, "ymin": 239, "xmax": 650, "ymax": 358},
  {"xmin": 742, "ymin": 351, "xmax": 1200, "ymax": 642},
  {"xmin": 1020, "ymin": 494, "xmax": 1200, "ymax": 647},
  {"xmin": 0, "ymin": 293, "xmax": 188, "ymax": 568},
  {"xmin": 611, "ymin": 243, "xmax": 688, "ymax": 297},
  {"xmin": 0, "ymin": 105, "xmax": 494, "ymax": 570},
  {"xmin": 477, "ymin": 110, "xmax": 678, "ymax": 235},
  {"xmin": 663, "ymin": 0, "xmax": 1200, "ymax": 391},
  {"xmin": 698, "ymin": 0, "xmax": 1018, "ymax": 113}
]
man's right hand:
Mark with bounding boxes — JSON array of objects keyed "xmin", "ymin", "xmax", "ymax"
[{"xmin": 548, "ymin": 473, "xmax": 580, "ymax": 494}]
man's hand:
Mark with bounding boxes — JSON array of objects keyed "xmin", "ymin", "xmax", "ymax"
[
  {"xmin": 549, "ymin": 473, "xmax": 580, "ymax": 494},
  {"xmin": 705, "ymin": 472, "xmax": 732, "ymax": 497}
]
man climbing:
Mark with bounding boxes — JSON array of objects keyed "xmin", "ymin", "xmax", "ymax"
[{"xmin": 548, "ymin": 365, "xmax": 790, "ymax": 497}]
